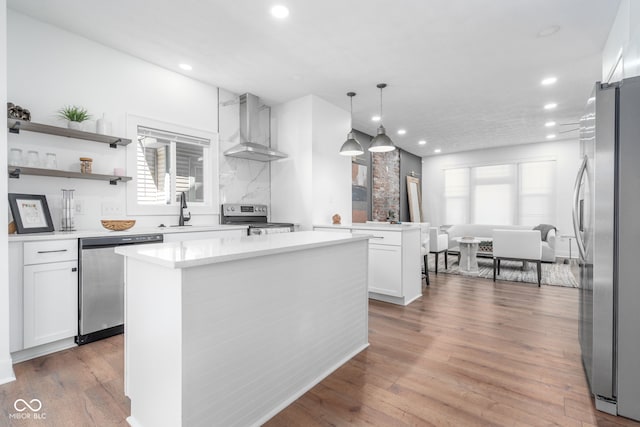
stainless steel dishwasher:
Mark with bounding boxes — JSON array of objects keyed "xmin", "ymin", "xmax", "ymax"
[{"xmin": 77, "ymin": 233, "xmax": 163, "ymax": 345}]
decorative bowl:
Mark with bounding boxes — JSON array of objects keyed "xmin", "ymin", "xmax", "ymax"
[{"xmin": 101, "ymin": 219, "xmax": 136, "ymax": 231}]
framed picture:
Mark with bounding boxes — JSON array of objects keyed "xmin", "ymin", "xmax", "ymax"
[{"xmin": 8, "ymin": 193, "xmax": 54, "ymax": 234}]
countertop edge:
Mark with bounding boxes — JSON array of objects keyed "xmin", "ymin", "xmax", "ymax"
[
  {"xmin": 313, "ymin": 223, "xmax": 421, "ymax": 231},
  {"xmin": 8, "ymin": 225, "xmax": 249, "ymax": 242},
  {"xmin": 115, "ymin": 232, "xmax": 371, "ymax": 269}
]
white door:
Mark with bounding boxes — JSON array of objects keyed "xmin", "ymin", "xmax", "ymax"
[{"xmin": 24, "ymin": 260, "xmax": 78, "ymax": 348}]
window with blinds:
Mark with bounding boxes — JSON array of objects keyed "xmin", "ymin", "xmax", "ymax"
[
  {"xmin": 444, "ymin": 168, "xmax": 469, "ymax": 224},
  {"xmin": 136, "ymin": 126, "xmax": 209, "ymax": 205},
  {"xmin": 519, "ymin": 160, "xmax": 556, "ymax": 225},
  {"xmin": 443, "ymin": 160, "xmax": 555, "ymax": 226}
]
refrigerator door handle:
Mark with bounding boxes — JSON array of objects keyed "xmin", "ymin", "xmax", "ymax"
[{"xmin": 573, "ymin": 155, "xmax": 588, "ymax": 261}]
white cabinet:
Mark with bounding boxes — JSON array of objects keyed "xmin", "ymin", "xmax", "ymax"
[
  {"xmin": 163, "ymin": 229, "xmax": 244, "ymax": 242},
  {"xmin": 314, "ymin": 225, "xmax": 421, "ymax": 305},
  {"xmin": 24, "ymin": 260, "xmax": 78, "ymax": 348},
  {"xmin": 17, "ymin": 239, "xmax": 79, "ymax": 351},
  {"xmin": 368, "ymin": 244, "xmax": 402, "ymax": 297}
]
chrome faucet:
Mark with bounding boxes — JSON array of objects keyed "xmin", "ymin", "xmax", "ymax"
[{"xmin": 179, "ymin": 192, "xmax": 191, "ymax": 226}]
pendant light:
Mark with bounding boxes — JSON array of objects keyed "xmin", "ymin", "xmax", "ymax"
[
  {"xmin": 339, "ymin": 92, "xmax": 364, "ymax": 156},
  {"xmin": 368, "ymin": 83, "xmax": 396, "ymax": 152}
]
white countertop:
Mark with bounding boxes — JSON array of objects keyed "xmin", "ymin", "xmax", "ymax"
[
  {"xmin": 114, "ymin": 231, "xmax": 371, "ymax": 269},
  {"xmin": 8, "ymin": 224, "xmax": 248, "ymax": 242},
  {"xmin": 313, "ymin": 223, "xmax": 420, "ymax": 231}
]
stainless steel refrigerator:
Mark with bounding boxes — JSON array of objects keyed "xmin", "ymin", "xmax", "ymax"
[{"xmin": 575, "ymin": 76, "xmax": 640, "ymax": 420}]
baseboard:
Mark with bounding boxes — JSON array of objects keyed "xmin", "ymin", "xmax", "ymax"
[
  {"xmin": 403, "ymin": 293, "xmax": 422, "ymax": 306},
  {"xmin": 0, "ymin": 356, "xmax": 16, "ymax": 385},
  {"xmin": 11, "ymin": 338, "xmax": 77, "ymax": 364},
  {"xmin": 369, "ymin": 291, "xmax": 414, "ymax": 306},
  {"xmin": 252, "ymin": 342, "xmax": 370, "ymax": 427}
]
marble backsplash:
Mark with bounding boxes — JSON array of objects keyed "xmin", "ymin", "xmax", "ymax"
[{"xmin": 218, "ymin": 88, "xmax": 271, "ymax": 207}]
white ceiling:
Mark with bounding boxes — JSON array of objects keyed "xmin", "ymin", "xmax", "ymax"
[{"xmin": 7, "ymin": 0, "xmax": 619, "ymax": 156}]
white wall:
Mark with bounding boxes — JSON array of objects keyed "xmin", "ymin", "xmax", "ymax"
[
  {"xmin": 7, "ymin": 11, "xmax": 219, "ymax": 229},
  {"xmin": 310, "ymin": 96, "xmax": 352, "ymax": 227},
  {"xmin": 271, "ymin": 95, "xmax": 351, "ymax": 230},
  {"xmin": 603, "ymin": 0, "xmax": 640, "ymax": 81},
  {"xmin": 1, "ymin": 0, "xmax": 16, "ymax": 385},
  {"xmin": 421, "ymin": 140, "xmax": 581, "ymax": 258}
]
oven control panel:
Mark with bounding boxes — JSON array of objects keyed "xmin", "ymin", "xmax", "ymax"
[{"xmin": 221, "ymin": 204, "xmax": 268, "ymax": 217}]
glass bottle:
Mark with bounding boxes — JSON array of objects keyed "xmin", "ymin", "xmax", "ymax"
[
  {"xmin": 45, "ymin": 153, "xmax": 57, "ymax": 169},
  {"xmin": 27, "ymin": 150, "xmax": 40, "ymax": 167},
  {"xmin": 80, "ymin": 157, "xmax": 93, "ymax": 174},
  {"xmin": 9, "ymin": 148, "xmax": 22, "ymax": 166},
  {"xmin": 61, "ymin": 189, "xmax": 76, "ymax": 231}
]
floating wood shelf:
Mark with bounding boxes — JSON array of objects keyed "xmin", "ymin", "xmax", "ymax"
[
  {"xmin": 8, "ymin": 166, "xmax": 132, "ymax": 185},
  {"xmin": 7, "ymin": 118, "xmax": 131, "ymax": 148}
]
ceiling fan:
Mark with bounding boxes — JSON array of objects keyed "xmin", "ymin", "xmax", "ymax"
[{"xmin": 559, "ymin": 122, "xmax": 580, "ymax": 134}]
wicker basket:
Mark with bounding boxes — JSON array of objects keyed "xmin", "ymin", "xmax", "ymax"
[{"xmin": 101, "ymin": 219, "xmax": 136, "ymax": 231}]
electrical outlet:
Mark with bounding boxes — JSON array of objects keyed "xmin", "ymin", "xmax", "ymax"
[
  {"xmin": 75, "ymin": 199, "xmax": 84, "ymax": 215},
  {"xmin": 102, "ymin": 201, "xmax": 124, "ymax": 216}
]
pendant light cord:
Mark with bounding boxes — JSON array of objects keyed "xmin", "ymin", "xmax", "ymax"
[
  {"xmin": 379, "ymin": 87, "xmax": 383, "ymax": 121},
  {"xmin": 350, "ymin": 95, "xmax": 353, "ymax": 130}
]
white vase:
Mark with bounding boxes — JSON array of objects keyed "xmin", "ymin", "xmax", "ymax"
[{"xmin": 68, "ymin": 121, "xmax": 82, "ymax": 130}]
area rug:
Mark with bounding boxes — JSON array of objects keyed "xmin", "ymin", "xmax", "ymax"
[{"xmin": 427, "ymin": 254, "xmax": 578, "ymax": 288}]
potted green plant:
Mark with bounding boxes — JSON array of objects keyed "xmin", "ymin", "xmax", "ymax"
[{"xmin": 58, "ymin": 105, "xmax": 91, "ymax": 130}]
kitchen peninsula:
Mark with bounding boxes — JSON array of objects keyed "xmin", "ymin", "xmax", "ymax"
[
  {"xmin": 313, "ymin": 223, "xmax": 421, "ymax": 306},
  {"xmin": 115, "ymin": 231, "xmax": 370, "ymax": 427}
]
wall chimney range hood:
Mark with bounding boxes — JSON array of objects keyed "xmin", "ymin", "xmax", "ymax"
[{"xmin": 223, "ymin": 93, "xmax": 288, "ymax": 162}]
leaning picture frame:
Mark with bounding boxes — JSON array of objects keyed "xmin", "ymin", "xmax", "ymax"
[{"xmin": 8, "ymin": 193, "xmax": 54, "ymax": 234}]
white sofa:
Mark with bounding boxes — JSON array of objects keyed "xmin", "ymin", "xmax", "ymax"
[{"xmin": 445, "ymin": 224, "xmax": 556, "ymax": 263}]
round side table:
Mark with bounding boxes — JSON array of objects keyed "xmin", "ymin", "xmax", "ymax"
[{"xmin": 453, "ymin": 237, "xmax": 483, "ymax": 275}]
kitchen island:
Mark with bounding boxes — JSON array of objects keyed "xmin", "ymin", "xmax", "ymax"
[{"xmin": 115, "ymin": 231, "xmax": 370, "ymax": 427}]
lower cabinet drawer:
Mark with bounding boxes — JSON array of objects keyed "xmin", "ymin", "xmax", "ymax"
[
  {"xmin": 352, "ymin": 229, "xmax": 402, "ymax": 246},
  {"xmin": 24, "ymin": 239, "xmax": 78, "ymax": 265}
]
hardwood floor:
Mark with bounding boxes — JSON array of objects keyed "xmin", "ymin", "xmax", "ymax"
[
  {"xmin": 0, "ymin": 336, "xmax": 128, "ymax": 426},
  {"xmin": 1, "ymin": 273, "xmax": 639, "ymax": 426}
]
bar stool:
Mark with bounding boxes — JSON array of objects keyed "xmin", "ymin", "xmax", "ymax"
[{"xmin": 429, "ymin": 227, "xmax": 449, "ymax": 274}]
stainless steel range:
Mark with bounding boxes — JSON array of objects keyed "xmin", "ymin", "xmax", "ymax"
[{"xmin": 221, "ymin": 203, "xmax": 294, "ymax": 235}]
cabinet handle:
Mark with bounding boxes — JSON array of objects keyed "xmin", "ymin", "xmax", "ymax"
[
  {"xmin": 72, "ymin": 267, "xmax": 78, "ymax": 272},
  {"xmin": 372, "ymin": 236, "xmax": 384, "ymax": 239},
  {"xmin": 37, "ymin": 249, "xmax": 68, "ymax": 254}
]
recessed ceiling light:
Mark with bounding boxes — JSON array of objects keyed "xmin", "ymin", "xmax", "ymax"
[
  {"xmin": 434, "ymin": 148, "xmax": 441, "ymax": 154},
  {"xmin": 541, "ymin": 76, "xmax": 557, "ymax": 86},
  {"xmin": 371, "ymin": 115, "xmax": 381, "ymax": 122},
  {"xmin": 544, "ymin": 103, "xmax": 557, "ymax": 110},
  {"xmin": 270, "ymin": 5, "xmax": 289, "ymax": 19},
  {"xmin": 546, "ymin": 134, "xmax": 556, "ymax": 139},
  {"xmin": 418, "ymin": 140, "xmax": 427, "ymax": 145},
  {"xmin": 545, "ymin": 121, "xmax": 556, "ymax": 127},
  {"xmin": 537, "ymin": 25, "xmax": 560, "ymax": 37},
  {"xmin": 179, "ymin": 63, "xmax": 192, "ymax": 71},
  {"xmin": 397, "ymin": 129, "xmax": 406, "ymax": 135}
]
